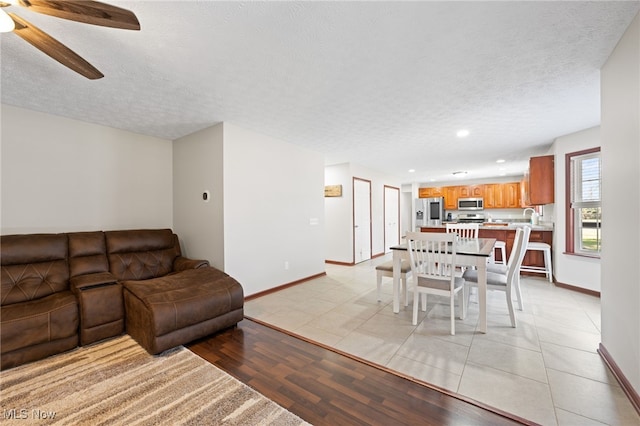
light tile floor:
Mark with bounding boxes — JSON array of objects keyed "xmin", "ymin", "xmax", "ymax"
[{"xmin": 245, "ymin": 255, "xmax": 640, "ymax": 426}]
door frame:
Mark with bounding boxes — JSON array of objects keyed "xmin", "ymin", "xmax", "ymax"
[
  {"xmin": 352, "ymin": 177, "xmax": 372, "ymax": 264},
  {"xmin": 383, "ymin": 185, "xmax": 401, "ymax": 253}
]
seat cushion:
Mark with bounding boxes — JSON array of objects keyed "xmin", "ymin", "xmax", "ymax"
[
  {"xmin": 462, "ymin": 269, "xmax": 508, "ymax": 287},
  {"xmin": 487, "ymin": 264, "xmax": 508, "ymax": 274},
  {"xmin": 1, "ymin": 291, "xmax": 78, "ymax": 353},
  {"xmin": 376, "ymin": 260, "xmax": 411, "ymax": 273},
  {"xmin": 417, "ymin": 276, "xmax": 465, "ymax": 291},
  {"xmin": 122, "ymin": 267, "xmax": 243, "ymax": 337}
]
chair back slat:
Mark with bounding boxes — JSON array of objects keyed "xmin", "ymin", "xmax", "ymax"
[
  {"xmin": 446, "ymin": 223, "xmax": 479, "ymax": 239},
  {"xmin": 406, "ymin": 232, "xmax": 457, "ymax": 290}
]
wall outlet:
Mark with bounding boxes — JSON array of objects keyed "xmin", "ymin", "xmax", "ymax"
[{"xmin": 284, "ymin": 261, "xmax": 289, "ymax": 270}]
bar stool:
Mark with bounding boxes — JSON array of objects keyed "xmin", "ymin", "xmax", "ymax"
[
  {"xmin": 376, "ymin": 260, "xmax": 412, "ymax": 306},
  {"xmin": 520, "ymin": 242, "xmax": 553, "ymax": 282},
  {"xmin": 491, "ymin": 241, "xmax": 507, "ymax": 265}
]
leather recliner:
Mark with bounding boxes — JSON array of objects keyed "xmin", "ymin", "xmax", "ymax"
[{"xmin": 1, "ymin": 234, "xmax": 79, "ymax": 369}]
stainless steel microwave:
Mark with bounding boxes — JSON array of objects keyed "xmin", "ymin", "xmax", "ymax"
[{"xmin": 458, "ymin": 197, "xmax": 484, "ymax": 211}]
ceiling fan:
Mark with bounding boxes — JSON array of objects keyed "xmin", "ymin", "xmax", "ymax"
[{"xmin": 0, "ymin": 0, "xmax": 140, "ymax": 79}]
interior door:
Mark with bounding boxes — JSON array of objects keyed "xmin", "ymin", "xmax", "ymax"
[
  {"xmin": 384, "ymin": 185, "xmax": 400, "ymax": 252},
  {"xmin": 353, "ymin": 178, "xmax": 372, "ymax": 263}
]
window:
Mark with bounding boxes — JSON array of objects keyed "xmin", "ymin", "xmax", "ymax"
[{"xmin": 566, "ymin": 148, "xmax": 601, "ymax": 256}]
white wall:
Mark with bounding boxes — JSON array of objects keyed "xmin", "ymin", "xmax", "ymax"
[
  {"xmin": 400, "ymin": 183, "xmax": 414, "ymax": 238},
  {"xmin": 600, "ymin": 12, "xmax": 640, "ymax": 395},
  {"xmin": 551, "ymin": 126, "xmax": 601, "ymax": 292},
  {"xmin": 222, "ymin": 123, "xmax": 326, "ymax": 296},
  {"xmin": 324, "ymin": 162, "xmax": 402, "ymax": 263},
  {"xmin": 1, "ymin": 105, "xmax": 173, "ymax": 234},
  {"xmin": 173, "ymin": 124, "xmax": 225, "ymax": 268},
  {"xmin": 325, "ymin": 163, "xmax": 353, "ymax": 263}
]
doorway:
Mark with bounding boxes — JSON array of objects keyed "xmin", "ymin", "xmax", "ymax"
[{"xmin": 353, "ymin": 177, "xmax": 372, "ymax": 263}]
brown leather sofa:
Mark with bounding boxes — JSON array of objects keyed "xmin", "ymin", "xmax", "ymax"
[{"xmin": 0, "ymin": 229, "xmax": 244, "ymax": 369}]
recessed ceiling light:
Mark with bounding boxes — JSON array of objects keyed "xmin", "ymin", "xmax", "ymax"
[
  {"xmin": 496, "ymin": 159, "xmax": 505, "ymax": 163},
  {"xmin": 408, "ymin": 169, "xmax": 415, "ymax": 173},
  {"xmin": 456, "ymin": 129, "xmax": 470, "ymax": 138}
]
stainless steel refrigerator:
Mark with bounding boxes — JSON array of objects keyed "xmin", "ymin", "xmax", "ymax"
[{"xmin": 415, "ymin": 197, "xmax": 445, "ymax": 227}]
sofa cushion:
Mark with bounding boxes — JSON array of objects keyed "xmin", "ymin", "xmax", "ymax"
[
  {"xmin": 105, "ymin": 229, "xmax": 181, "ymax": 281},
  {"xmin": 1, "ymin": 234, "xmax": 69, "ymax": 306},
  {"xmin": 122, "ymin": 268, "xmax": 243, "ymax": 337},
  {"xmin": 68, "ymin": 231, "xmax": 109, "ymax": 277},
  {"xmin": 1, "ymin": 291, "xmax": 78, "ymax": 353}
]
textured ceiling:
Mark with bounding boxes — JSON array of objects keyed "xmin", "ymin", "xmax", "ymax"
[{"xmin": 1, "ymin": 1, "xmax": 638, "ymax": 184}]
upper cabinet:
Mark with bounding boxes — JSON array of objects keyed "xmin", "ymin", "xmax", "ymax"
[
  {"xmin": 444, "ymin": 186, "xmax": 458, "ymax": 210},
  {"xmin": 520, "ymin": 174, "xmax": 531, "ymax": 207},
  {"xmin": 458, "ymin": 185, "xmax": 484, "ymax": 198},
  {"xmin": 528, "ymin": 155, "xmax": 555, "ymax": 205},
  {"xmin": 483, "ymin": 184, "xmax": 502, "ymax": 208},
  {"xmin": 418, "ymin": 156, "xmax": 554, "ymax": 208},
  {"xmin": 419, "ymin": 182, "xmax": 521, "ymax": 209},
  {"xmin": 418, "ymin": 187, "xmax": 444, "ymax": 198},
  {"xmin": 503, "ymin": 182, "xmax": 521, "ymax": 208}
]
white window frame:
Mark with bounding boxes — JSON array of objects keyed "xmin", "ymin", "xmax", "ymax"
[{"xmin": 567, "ymin": 148, "xmax": 601, "ymax": 257}]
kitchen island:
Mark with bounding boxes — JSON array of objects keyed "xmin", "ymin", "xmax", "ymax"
[{"xmin": 420, "ymin": 223, "xmax": 553, "ymax": 271}]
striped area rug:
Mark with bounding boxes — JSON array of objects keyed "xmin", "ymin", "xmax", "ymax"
[{"xmin": 0, "ymin": 336, "xmax": 309, "ymax": 425}]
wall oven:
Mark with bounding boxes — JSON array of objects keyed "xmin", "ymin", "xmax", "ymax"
[{"xmin": 457, "ymin": 197, "xmax": 484, "ymax": 211}]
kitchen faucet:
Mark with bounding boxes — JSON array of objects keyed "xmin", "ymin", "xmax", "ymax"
[{"xmin": 523, "ymin": 208, "xmax": 539, "ymax": 224}]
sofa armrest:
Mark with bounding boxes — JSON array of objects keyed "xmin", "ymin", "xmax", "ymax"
[
  {"xmin": 173, "ymin": 256, "xmax": 210, "ymax": 272},
  {"xmin": 70, "ymin": 272, "xmax": 123, "ymax": 346},
  {"xmin": 70, "ymin": 272, "xmax": 118, "ymax": 293}
]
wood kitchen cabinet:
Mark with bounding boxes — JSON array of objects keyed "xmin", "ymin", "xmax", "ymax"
[
  {"xmin": 520, "ymin": 175, "xmax": 531, "ymax": 207},
  {"xmin": 418, "ymin": 187, "xmax": 444, "ymax": 198},
  {"xmin": 444, "ymin": 187, "xmax": 458, "ymax": 210},
  {"xmin": 420, "ymin": 182, "xmax": 519, "ymax": 209},
  {"xmin": 503, "ymin": 182, "xmax": 521, "ymax": 208},
  {"xmin": 457, "ymin": 185, "xmax": 483, "ymax": 198},
  {"xmin": 469, "ymin": 185, "xmax": 484, "ymax": 197},
  {"xmin": 528, "ymin": 155, "xmax": 554, "ymax": 205},
  {"xmin": 483, "ymin": 182, "xmax": 521, "ymax": 209},
  {"xmin": 483, "ymin": 184, "xmax": 503, "ymax": 208}
]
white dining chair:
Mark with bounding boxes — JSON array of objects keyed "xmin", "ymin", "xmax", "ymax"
[
  {"xmin": 445, "ymin": 223, "xmax": 479, "ymax": 239},
  {"xmin": 446, "ymin": 223, "xmax": 480, "ymax": 276},
  {"xmin": 462, "ymin": 226, "xmax": 531, "ymax": 327},
  {"xmin": 376, "ymin": 260, "xmax": 412, "ymax": 306},
  {"xmin": 406, "ymin": 231, "xmax": 466, "ymax": 335},
  {"xmin": 485, "ymin": 226, "xmax": 531, "ymax": 311}
]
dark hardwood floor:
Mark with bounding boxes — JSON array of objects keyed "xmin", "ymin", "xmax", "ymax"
[{"xmin": 188, "ymin": 319, "xmax": 535, "ymax": 426}]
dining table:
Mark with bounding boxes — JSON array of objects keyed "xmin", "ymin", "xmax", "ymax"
[{"xmin": 390, "ymin": 237, "xmax": 496, "ymax": 333}]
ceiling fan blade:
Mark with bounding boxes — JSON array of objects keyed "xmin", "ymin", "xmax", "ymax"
[
  {"xmin": 9, "ymin": 13, "xmax": 104, "ymax": 79},
  {"xmin": 16, "ymin": 0, "xmax": 140, "ymax": 30}
]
